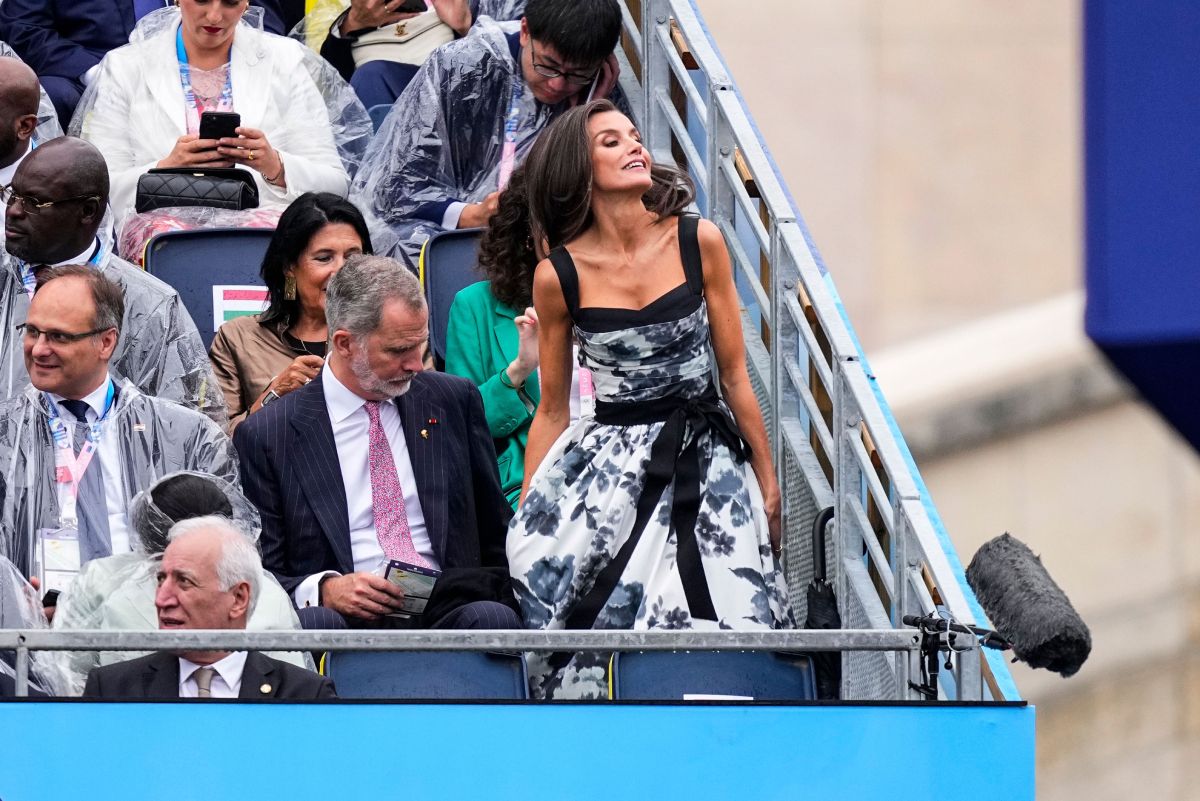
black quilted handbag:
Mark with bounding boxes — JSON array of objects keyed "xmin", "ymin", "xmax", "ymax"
[{"xmin": 134, "ymin": 167, "xmax": 260, "ymax": 213}]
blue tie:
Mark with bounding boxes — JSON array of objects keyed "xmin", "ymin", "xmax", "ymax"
[
  {"xmin": 58, "ymin": 399, "xmax": 112, "ymax": 562},
  {"xmin": 132, "ymin": 0, "xmax": 165, "ymax": 22}
]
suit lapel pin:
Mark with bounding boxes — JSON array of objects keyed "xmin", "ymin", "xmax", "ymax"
[
  {"xmin": 260, "ymin": 683, "xmax": 272, "ymax": 695},
  {"xmin": 421, "ymin": 417, "xmax": 438, "ymax": 440}
]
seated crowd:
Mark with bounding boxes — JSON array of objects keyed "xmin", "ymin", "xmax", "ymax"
[{"xmin": 0, "ymin": 0, "xmax": 793, "ymax": 703}]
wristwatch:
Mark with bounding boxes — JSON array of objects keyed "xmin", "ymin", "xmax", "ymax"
[{"xmin": 260, "ymin": 388, "xmax": 281, "ymax": 407}]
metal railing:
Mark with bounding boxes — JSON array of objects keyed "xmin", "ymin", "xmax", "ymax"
[
  {"xmin": 620, "ymin": 0, "xmax": 1015, "ymax": 702},
  {"xmin": 5, "ymin": 629, "xmax": 929, "ymax": 698}
]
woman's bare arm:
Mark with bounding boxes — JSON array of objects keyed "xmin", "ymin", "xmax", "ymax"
[
  {"xmin": 698, "ymin": 218, "xmax": 782, "ymax": 550},
  {"xmin": 519, "ymin": 258, "xmax": 574, "ymax": 503}
]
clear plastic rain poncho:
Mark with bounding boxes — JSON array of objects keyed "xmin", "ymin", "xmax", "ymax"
[
  {"xmin": 0, "ymin": 380, "xmax": 238, "ymax": 581},
  {"xmin": 0, "ymin": 245, "xmax": 228, "ymax": 425},
  {"xmin": 349, "ymin": 16, "xmax": 570, "ymax": 267},
  {"xmin": 0, "ymin": 555, "xmax": 73, "ymax": 696},
  {"xmin": 69, "ymin": 6, "xmax": 373, "ymax": 224},
  {"xmin": 0, "ymin": 41, "xmax": 64, "ymax": 145},
  {"xmin": 50, "ymin": 471, "xmax": 312, "ymax": 696}
]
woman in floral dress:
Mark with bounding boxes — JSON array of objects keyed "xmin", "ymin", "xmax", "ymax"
[{"xmin": 508, "ymin": 99, "xmax": 793, "ymax": 699}]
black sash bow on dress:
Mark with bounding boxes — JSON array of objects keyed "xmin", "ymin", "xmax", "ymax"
[{"xmin": 564, "ymin": 389, "xmax": 752, "ymax": 635}]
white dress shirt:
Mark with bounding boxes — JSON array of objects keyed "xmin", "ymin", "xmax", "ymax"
[
  {"xmin": 48, "ymin": 374, "xmax": 131, "ymax": 556},
  {"xmin": 178, "ymin": 651, "xmax": 247, "ymax": 699},
  {"xmin": 293, "ymin": 364, "xmax": 435, "ymax": 608}
]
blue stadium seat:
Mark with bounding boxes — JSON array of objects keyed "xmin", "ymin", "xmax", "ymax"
[
  {"xmin": 325, "ymin": 651, "xmax": 529, "ymax": 700},
  {"xmin": 143, "ymin": 227, "xmax": 275, "ymax": 349},
  {"xmin": 368, "ymin": 104, "xmax": 392, "ymax": 133},
  {"xmin": 612, "ymin": 651, "xmax": 818, "ymax": 701},
  {"xmin": 422, "ymin": 227, "xmax": 484, "ymax": 368}
]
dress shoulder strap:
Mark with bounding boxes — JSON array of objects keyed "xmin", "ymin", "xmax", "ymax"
[
  {"xmin": 548, "ymin": 246, "xmax": 581, "ymax": 318},
  {"xmin": 677, "ymin": 213, "xmax": 704, "ymax": 295}
]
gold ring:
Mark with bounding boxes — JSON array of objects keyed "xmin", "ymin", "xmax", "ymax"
[{"xmin": 248, "ymin": 150, "xmax": 255, "ymax": 161}]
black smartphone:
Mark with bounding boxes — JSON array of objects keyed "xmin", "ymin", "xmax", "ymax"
[
  {"xmin": 396, "ymin": 0, "xmax": 428, "ymax": 12},
  {"xmin": 199, "ymin": 111, "xmax": 241, "ymax": 142}
]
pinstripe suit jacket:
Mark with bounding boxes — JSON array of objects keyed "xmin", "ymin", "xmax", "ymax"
[{"xmin": 233, "ymin": 370, "xmax": 511, "ymax": 597}]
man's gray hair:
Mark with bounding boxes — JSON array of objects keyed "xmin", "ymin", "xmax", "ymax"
[
  {"xmin": 167, "ymin": 515, "xmax": 261, "ymax": 617},
  {"xmin": 326, "ymin": 254, "xmax": 425, "ymax": 338}
]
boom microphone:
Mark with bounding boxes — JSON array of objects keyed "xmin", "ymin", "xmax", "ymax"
[{"xmin": 965, "ymin": 533, "xmax": 1091, "ymax": 677}]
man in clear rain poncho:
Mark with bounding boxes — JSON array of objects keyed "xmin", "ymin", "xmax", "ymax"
[
  {"xmin": 50, "ymin": 471, "xmax": 312, "ymax": 696},
  {"xmin": 0, "ymin": 137, "xmax": 226, "ymax": 424},
  {"xmin": 349, "ymin": 0, "xmax": 624, "ymax": 268},
  {"xmin": 0, "ymin": 265, "xmax": 237, "ymax": 594}
]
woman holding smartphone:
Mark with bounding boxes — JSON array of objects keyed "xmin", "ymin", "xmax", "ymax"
[{"xmin": 71, "ymin": 0, "xmax": 369, "ymax": 225}]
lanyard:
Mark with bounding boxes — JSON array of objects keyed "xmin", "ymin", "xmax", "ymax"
[
  {"xmin": 497, "ymin": 75, "xmax": 525, "ymax": 191},
  {"xmin": 175, "ymin": 26, "xmax": 234, "ymax": 135},
  {"xmin": 15, "ymin": 238, "xmax": 106, "ymax": 300},
  {"xmin": 47, "ymin": 380, "xmax": 116, "ymax": 528}
]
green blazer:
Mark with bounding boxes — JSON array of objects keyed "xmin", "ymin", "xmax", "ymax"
[{"xmin": 444, "ymin": 281, "xmax": 541, "ymax": 510}]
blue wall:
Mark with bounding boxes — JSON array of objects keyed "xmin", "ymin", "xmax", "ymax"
[
  {"xmin": 1085, "ymin": 1, "xmax": 1200, "ymax": 449},
  {"xmin": 0, "ymin": 702, "xmax": 1034, "ymax": 800}
]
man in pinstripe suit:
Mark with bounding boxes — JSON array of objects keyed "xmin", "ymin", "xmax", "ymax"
[{"xmin": 234, "ymin": 255, "xmax": 519, "ymax": 630}]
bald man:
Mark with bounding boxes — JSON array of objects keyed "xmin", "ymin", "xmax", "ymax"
[
  {"xmin": 0, "ymin": 137, "xmax": 225, "ymax": 424},
  {"xmin": 0, "ymin": 57, "xmax": 42, "ymax": 223}
]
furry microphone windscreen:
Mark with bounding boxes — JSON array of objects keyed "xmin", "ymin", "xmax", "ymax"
[{"xmin": 966, "ymin": 533, "xmax": 1092, "ymax": 677}]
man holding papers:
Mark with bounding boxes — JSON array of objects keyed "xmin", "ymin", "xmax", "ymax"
[{"xmin": 235, "ymin": 254, "xmax": 519, "ymax": 630}]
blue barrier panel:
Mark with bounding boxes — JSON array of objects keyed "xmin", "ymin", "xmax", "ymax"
[
  {"xmin": 1084, "ymin": 0, "xmax": 1200, "ymax": 449},
  {"xmin": 0, "ymin": 702, "xmax": 1034, "ymax": 800}
]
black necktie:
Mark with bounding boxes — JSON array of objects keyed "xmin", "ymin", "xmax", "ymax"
[{"xmin": 58, "ymin": 399, "xmax": 112, "ymax": 561}]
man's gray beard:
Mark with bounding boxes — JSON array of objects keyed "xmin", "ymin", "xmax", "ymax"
[{"xmin": 350, "ymin": 347, "xmax": 413, "ymax": 399}]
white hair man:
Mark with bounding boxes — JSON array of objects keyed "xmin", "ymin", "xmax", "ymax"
[{"xmin": 83, "ymin": 516, "xmax": 335, "ymax": 699}]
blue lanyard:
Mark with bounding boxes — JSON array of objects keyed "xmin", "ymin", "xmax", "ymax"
[
  {"xmin": 16, "ymin": 238, "xmax": 106, "ymax": 299},
  {"xmin": 175, "ymin": 26, "xmax": 234, "ymax": 130},
  {"xmin": 46, "ymin": 379, "xmax": 117, "ymax": 448},
  {"xmin": 498, "ymin": 76, "xmax": 524, "ymax": 190}
]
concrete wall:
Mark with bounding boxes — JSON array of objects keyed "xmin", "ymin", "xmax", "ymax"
[{"xmin": 693, "ymin": 1, "xmax": 1199, "ymax": 798}]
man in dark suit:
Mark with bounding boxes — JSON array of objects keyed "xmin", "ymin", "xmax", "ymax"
[
  {"xmin": 235, "ymin": 254, "xmax": 518, "ymax": 630},
  {"xmin": 0, "ymin": 0, "xmax": 286, "ymax": 126},
  {"xmin": 84, "ymin": 516, "xmax": 335, "ymax": 700}
]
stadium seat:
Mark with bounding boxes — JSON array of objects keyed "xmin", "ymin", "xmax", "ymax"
[
  {"xmin": 368, "ymin": 104, "xmax": 392, "ymax": 133},
  {"xmin": 143, "ymin": 227, "xmax": 275, "ymax": 349},
  {"xmin": 422, "ymin": 227, "xmax": 484, "ymax": 369},
  {"xmin": 612, "ymin": 651, "xmax": 818, "ymax": 701},
  {"xmin": 325, "ymin": 651, "xmax": 530, "ymax": 700}
]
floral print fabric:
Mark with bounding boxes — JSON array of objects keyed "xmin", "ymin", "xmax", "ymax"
[{"xmin": 507, "ymin": 300, "xmax": 794, "ymax": 700}]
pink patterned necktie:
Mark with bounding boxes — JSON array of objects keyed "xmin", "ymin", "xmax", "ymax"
[{"xmin": 364, "ymin": 400, "xmax": 427, "ymax": 567}]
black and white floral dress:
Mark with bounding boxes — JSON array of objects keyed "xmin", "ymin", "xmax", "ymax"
[{"xmin": 507, "ymin": 215, "xmax": 793, "ymax": 700}]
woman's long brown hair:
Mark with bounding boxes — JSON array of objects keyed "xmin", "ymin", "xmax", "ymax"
[{"xmin": 524, "ymin": 99, "xmax": 695, "ymax": 252}]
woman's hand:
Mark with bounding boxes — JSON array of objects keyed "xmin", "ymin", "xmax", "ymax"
[
  {"xmin": 267, "ymin": 355, "xmax": 324, "ymax": 399},
  {"xmin": 761, "ymin": 477, "xmax": 782, "ymax": 557},
  {"xmin": 341, "ymin": 0, "xmax": 420, "ymax": 35},
  {"xmin": 157, "ymin": 133, "xmax": 231, "ymax": 169},
  {"xmin": 429, "ymin": 0, "xmax": 472, "ymax": 35},
  {"xmin": 506, "ymin": 306, "xmax": 539, "ymax": 388},
  {"xmin": 218, "ymin": 127, "xmax": 285, "ymax": 187}
]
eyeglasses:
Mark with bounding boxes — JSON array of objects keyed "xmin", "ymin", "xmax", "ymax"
[
  {"xmin": 17, "ymin": 323, "xmax": 114, "ymax": 346},
  {"xmin": 529, "ymin": 40, "xmax": 599, "ymax": 86},
  {"xmin": 1, "ymin": 185, "xmax": 102, "ymax": 216}
]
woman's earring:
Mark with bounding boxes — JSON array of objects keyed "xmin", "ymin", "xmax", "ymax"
[{"xmin": 284, "ymin": 275, "xmax": 297, "ymax": 300}]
